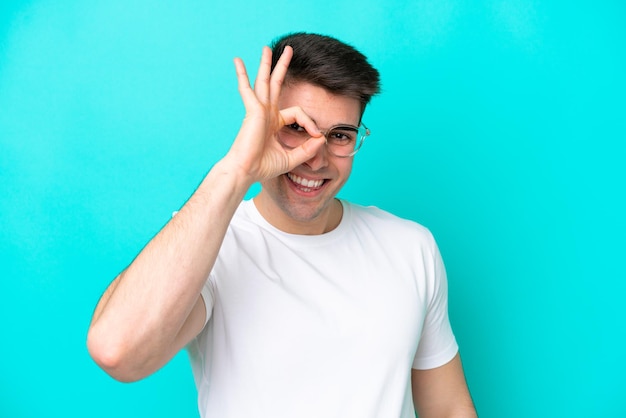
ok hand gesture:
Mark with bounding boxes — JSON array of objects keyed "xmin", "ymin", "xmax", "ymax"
[{"xmin": 225, "ymin": 46, "xmax": 326, "ymax": 183}]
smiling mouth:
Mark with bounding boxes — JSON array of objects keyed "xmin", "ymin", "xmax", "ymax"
[{"xmin": 287, "ymin": 173, "xmax": 326, "ymax": 192}]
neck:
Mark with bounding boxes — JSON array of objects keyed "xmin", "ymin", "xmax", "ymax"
[{"xmin": 252, "ymin": 196, "xmax": 343, "ymax": 235}]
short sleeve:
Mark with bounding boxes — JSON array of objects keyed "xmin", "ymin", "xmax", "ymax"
[
  {"xmin": 412, "ymin": 234, "xmax": 459, "ymax": 369},
  {"xmin": 199, "ymin": 276, "xmax": 215, "ymax": 327}
]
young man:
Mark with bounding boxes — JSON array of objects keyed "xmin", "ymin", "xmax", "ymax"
[{"xmin": 87, "ymin": 33, "xmax": 477, "ymax": 417}]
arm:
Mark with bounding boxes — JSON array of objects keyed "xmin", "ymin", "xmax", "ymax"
[
  {"xmin": 412, "ymin": 353, "xmax": 477, "ymax": 418},
  {"xmin": 87, "ymin": 45, "xmax": 325, "ymax": 382}
]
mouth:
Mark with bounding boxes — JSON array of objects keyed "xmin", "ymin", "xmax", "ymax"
[{"xmin": 287, "ymin": 172, "xmax": 326, "ymax": 193}]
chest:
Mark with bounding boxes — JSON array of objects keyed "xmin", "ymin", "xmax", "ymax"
[{"xmin": 211, "ymin": 235, "xmax": 429, "ymax": 367}]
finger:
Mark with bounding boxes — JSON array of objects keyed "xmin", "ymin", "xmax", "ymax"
[
  {"xmin": 286, "ymin": 136, "xmax": 327, "ymax": 169},
  {"xmin": 279, "ymin": 106, "xmax": 325, "ymax": 169},
  {"xmin": 269, "ymin": 45, "xmax": 293, "ymax": 105},
  {"xmin": 234, "ymin": 57, "xmax": 263, "ymax": 113},
  {"xmin": 234, "ymin": 57, "xmax": 253, "ymax": 98},
  {"xmin": 279, "ymin": 106, "xmax": 322, "ymax": 138},
  {"xmin": 234, "ymin": 57, "xmax": 250, "ymax": 87},
  {"xmin": 253, "ymin": 46, "xmax": 272, "ymax": 104}
]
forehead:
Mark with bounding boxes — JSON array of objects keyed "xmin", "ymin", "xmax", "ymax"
[{"xmin": 278, "ymin": 81, "xmax": 361, "ymax": 127}]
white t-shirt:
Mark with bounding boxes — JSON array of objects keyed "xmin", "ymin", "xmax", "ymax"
[{"xmin": 187, "ymin": 199, "xmax": 458, "ymax": 418}]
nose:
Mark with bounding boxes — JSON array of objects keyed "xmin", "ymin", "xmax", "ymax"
[{"xmin": 303, "ymin": 137, "xmax": 330, "ymax": 171}]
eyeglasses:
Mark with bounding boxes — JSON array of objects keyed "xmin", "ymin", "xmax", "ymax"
[{"xmin": 278, "ymin": 122, "xmax": 370, "ymax": 158}]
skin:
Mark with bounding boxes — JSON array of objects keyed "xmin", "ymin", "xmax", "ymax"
[
  {"xmin": 413, "ymin": 354, "xmax": 477, "ymax": 417},
  {"xmin": 254, "ymin": 82, "xmax": 361, "ymax": 235},
  {"xmin": 87, "ymin": 45, "xmax": 477, "ymax": 417},
  {"xmin": 87, "ymin": 46, "xmax": 325, "ymax": 382}
]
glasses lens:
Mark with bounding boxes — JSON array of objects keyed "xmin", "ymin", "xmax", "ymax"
[
  {"xmin": 279, "ymin": 123, "xmax": 370, "ymax": 157},
  {"xmin": 326, "ymin": 124, "xmax": 368, "ymax": 157}
]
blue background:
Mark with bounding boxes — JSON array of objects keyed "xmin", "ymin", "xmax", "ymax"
[{"xmin": 1, "ymin": 1, "xmax": 624, "ymax": 417}]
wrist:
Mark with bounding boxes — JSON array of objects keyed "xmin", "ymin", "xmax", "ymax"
[{"xmin": 207, "ymin": 157, "xmax": 256, "ymax": 196}]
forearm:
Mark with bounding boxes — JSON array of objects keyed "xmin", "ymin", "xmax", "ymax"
[
  {"xmin": 87, "ymin": 158, "xmax": 252, "ymax": 381},
  {"xmin": 412, "ymin": 355, "xmax": 477, "ymax": 418},
  {"xmin": 417, "ymin": 403, "xmax": 478, "ymax": 418}
]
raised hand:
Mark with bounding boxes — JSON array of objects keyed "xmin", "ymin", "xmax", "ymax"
[{"xmin": 226, "ymin": 45, "xmax": 326, "ymax": 183}]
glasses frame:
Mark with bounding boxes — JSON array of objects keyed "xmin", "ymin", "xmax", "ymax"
[
  {"xmin": 313, "ymin": 123, "xmax": 371, "ymax": 158},
  {"xmin": 278, "ymin": 122, "xmax": 371, "ymax": 158}
]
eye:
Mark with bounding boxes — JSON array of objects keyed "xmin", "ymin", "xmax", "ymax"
[
  {"xmin": 327, "ymin": 128, "xmax": 356, "ymax": 144},
  {"xmin": 287, "ymin": 123, "xmax": 306, "ymax": 132}
]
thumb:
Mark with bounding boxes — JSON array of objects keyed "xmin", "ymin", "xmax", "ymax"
[{"xmin": 286, "ymin": 135, "xmax": 326, "ymax": 169}]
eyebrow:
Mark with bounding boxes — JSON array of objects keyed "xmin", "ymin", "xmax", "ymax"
[{"xmin": 310, "ymin": 118, "xmax": 359, "ymax": 129}]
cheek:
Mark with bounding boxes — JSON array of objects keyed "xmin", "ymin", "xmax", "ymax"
[
  {"xmin": 261, "ymin": 175, "xmax": 284, "ymax": 194},
  {"xmin": 337, "ymin": 160, "xmax": 354, "ymax": 180}
]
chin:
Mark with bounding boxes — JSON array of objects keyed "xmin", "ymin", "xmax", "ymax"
[{"xmin": 281, "ymin": 200, "xmax": 329, "ymax": 223}]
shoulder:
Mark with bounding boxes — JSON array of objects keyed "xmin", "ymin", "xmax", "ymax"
[{"xmin": 343, "ymin": 201, "xmax": 436, "ymax": 245}]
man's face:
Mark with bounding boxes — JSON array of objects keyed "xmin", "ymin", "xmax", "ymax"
[{"xmin": 255, "ymin": 81, "xmax": 362, "ymax": 235}]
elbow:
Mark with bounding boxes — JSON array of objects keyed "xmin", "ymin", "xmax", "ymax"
[{"xmin": 86, "ymin": 326, "xmax": 145, "ymax": 383}]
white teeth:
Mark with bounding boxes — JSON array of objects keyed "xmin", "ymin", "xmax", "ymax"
[{"xmin": 287, "ymin": 173, "xmax": 324, "ymax": 189}]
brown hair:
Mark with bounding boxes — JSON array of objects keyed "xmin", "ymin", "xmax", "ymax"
[{"xmin": 270, "ymin": 32, "xmax": 381, "ymax": 113}]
